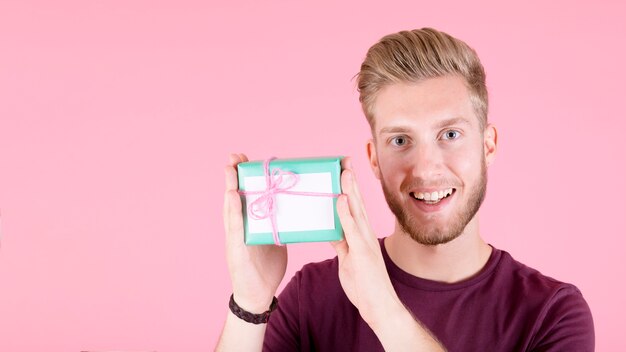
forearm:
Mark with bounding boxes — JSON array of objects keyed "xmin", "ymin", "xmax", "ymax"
[
  {"xmin": 216, "ymin": 311, "xmax": 267, "ymax": 351},
  {"xmin": 368, "ymin": 299, "xmax": 446, "ymax": 352}
]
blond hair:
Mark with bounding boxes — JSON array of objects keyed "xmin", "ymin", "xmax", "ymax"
[{"xmin": 357, "ymin": 28, "xmax": 488, "ymax": 131}]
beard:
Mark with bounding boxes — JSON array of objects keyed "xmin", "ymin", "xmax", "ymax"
[{"xmin": 381, "ymin": 161, "xmax": 487, "ymax": 246}]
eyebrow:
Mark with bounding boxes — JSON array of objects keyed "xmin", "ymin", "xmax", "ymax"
[
  {"xmin": 378, "ymin": 117, "xmax": 472, "ymax": 135},
  {"xmin": 379, "ymin": 126, "xmax": 412, "ymax": 134},
  {"xmin": 434, "ymin": 117, "xmax": 472, "ymax": 129}
]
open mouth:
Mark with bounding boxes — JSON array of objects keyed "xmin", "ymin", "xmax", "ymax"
[{"xmin": 410, "ymin": 188, "xmax": 456, "ymax": 205}]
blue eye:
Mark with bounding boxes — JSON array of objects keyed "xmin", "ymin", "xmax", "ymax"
[
  {"xmin": 442, "ymin": 130, "xmax": 460, "ymax": 140},
  {"xmin": 391, "ymin": 136, "xmax": 408, "ymax": 146}
]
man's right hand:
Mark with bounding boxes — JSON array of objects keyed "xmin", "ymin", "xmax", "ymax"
[{"xmin": 223, "ymin": 153, "xmax": 288, "ymax": 313}]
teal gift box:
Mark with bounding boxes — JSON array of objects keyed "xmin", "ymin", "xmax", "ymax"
[{"xmin": 237, "ymin": 157, "xmax": 344, "ymax": 245}]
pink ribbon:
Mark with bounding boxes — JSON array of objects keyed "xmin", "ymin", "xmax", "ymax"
[{"xmin": 238, "ymin": 157, "xmax": 340, "ymax": 245}]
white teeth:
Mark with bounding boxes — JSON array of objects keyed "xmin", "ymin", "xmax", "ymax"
[{"xmin": 413, "ymin": 188, "xmax": 455, "ymax": 202}]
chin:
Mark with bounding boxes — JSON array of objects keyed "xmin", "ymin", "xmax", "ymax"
[{"xmin": 402, "ymin": 223, "xmax": 463, "ymax": 246}]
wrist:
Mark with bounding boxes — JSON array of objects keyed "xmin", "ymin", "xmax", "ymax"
[
  {"xmin": 229, "ymin": 294, "xmax": 278, "ymax": 324},
  {"xmin": 365, "ymin": 294, "xmax": 409, "ymax": 331},
  {"xmin": 366, "ymin": 298, "xmax": 445, "ymax": 351},
  {"xmin": 232, "ymin": 294, "xmax": 275, "ymax": 314}
]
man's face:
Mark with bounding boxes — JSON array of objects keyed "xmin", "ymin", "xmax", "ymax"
[{"xmin": 367, "ymin": 75, "xmax": 497, "ymax": 246}]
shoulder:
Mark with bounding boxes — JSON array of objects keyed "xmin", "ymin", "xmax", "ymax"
[
  {"xmin": 495, "ymin": 249, "xmax": 595, "ymax": 350},
  {"xmin": 496, "ymin": 249, "xmax": 579, "ymax": 298}
]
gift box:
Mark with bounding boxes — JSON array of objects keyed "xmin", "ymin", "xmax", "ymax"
[{"xmin": 237, "ymin": 156, "xmax": 344, "ymax": 245}]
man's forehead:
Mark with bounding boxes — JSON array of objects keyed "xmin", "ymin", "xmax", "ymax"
[
  {"xmin": 371, "ymin": 77, "xmax": 477, "ymax": 135},
  {"xmin": 378, "ymin": 117, "xmax": 473, "ymax": 135}
]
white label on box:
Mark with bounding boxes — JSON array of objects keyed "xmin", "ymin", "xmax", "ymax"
[{"xmin": 243, "ymin": 172, "xmax": 335, "ymax": 234}]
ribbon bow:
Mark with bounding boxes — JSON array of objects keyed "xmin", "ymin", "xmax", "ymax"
[{"xmin": 238, "ymin": 157, "xmax": 340, "ymax": 245}]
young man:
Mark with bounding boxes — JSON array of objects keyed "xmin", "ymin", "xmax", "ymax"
[{"xmin": 217, "ymin": 28, "xmax": 594, "ymax": 351}]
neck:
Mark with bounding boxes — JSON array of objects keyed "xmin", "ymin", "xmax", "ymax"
[{"xmin": 384, "ymin": 216, "xmax": 492, "ymax": 283}]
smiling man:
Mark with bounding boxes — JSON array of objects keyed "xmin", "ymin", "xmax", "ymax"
[
  {"xmin": 372, "ymin": 78, "xmax": 491, "ymax": 249},
  {"xmin": 217, "ymin": 28, "xmax": 594, "ymax": 351}
]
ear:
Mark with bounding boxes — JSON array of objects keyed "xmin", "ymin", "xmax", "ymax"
[
  {"xmin": 367, "ymin": 138, "xmax": 382, "ymax": 180},
  {"xmin": 483, "ymin": 124, "xmax": 498, "ymax": 166}
]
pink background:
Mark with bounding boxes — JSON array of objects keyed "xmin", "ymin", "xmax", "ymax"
[{"xmin": 1, "ymin": 0, "xmax": 624, "ymax": 351}]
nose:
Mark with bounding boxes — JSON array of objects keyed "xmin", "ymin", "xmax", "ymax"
[{"xmin": 410, "ymin": 141, "xmax": 444, "ymax": 181}]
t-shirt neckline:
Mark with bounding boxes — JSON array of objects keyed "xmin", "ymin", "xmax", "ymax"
[{"xmin": 380, "ymin": 237, "xmax": 502, "ymax": 291}]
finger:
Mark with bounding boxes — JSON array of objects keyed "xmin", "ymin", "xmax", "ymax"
[
  {"xmin": 330, "ymin": 239, "xmax": 348, "ymax": 261},
  {"xmin": 238, "ymin": 153, "xmax": 249, "ymax": 163},
  {"xmin": 341, "ymin": 169, "xmax": 367, "ymax": 222},
  {"xmin": 342, "ymin": 159, "xmax": 368, "ymax": 216},
  {"xmin": 336, "ymin": 194, "xmax": 362, "ymax": 247},
  {"xmin": 341, "ymin": 156, "xmax": 352, "ymax": 171},
  {"xmin": 352, "ymin": 182, "xmax": 370, "ymax": 224},
  {"xmin": 224, "ymin": 189, "xmax": 245, "ymax": 248},
  {"xmin": 340, "ymin": 169, "xmax": 377, "ymax": 247},
  {"xmin": 342, "ymin": 168, "xmax": 371, "ymax": 226},
  {"xmin": 228, "ymin": 153, "xmax": 242, "ymax": 166},
  {"xmin": 223, "ymin": 189, "xmax": 234, "ymax": 236},
  {"xmin": 225, "ymin": 153, "xmax": 250, "ymax": 192},
  {"xmin": 224, "ymin": 164, "xmax": 239, "ymax": 192},
  {"xmin": 341, "ymin": 157, "xmax": 366, "ymax": 209}
]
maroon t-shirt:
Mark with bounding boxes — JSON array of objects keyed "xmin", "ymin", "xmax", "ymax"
[{"xmin": 264, "ymin": 239, "xmax": 594, "ymax": 351}]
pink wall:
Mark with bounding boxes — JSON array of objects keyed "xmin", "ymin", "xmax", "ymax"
[{"xmin": 1, "ymin": 0, "xmax": 624, "ymax": 351}]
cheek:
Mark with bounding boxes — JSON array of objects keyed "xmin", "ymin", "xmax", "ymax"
[
  {"xmin": 446, "ymin": 147, "xmax": 484, "ymax": 184},
  {"xmin": 377, "ymin": 154, "xmax": 408, "ymax": 182}
]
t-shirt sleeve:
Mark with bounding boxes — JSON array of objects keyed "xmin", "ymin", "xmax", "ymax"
[
  {"xmin": 263, "ymin": 272, "xmax": 301, "ymax": 351},
  {"xmin": 530, "ymin": 286, "xmax": 595, "ymax": 352}
]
